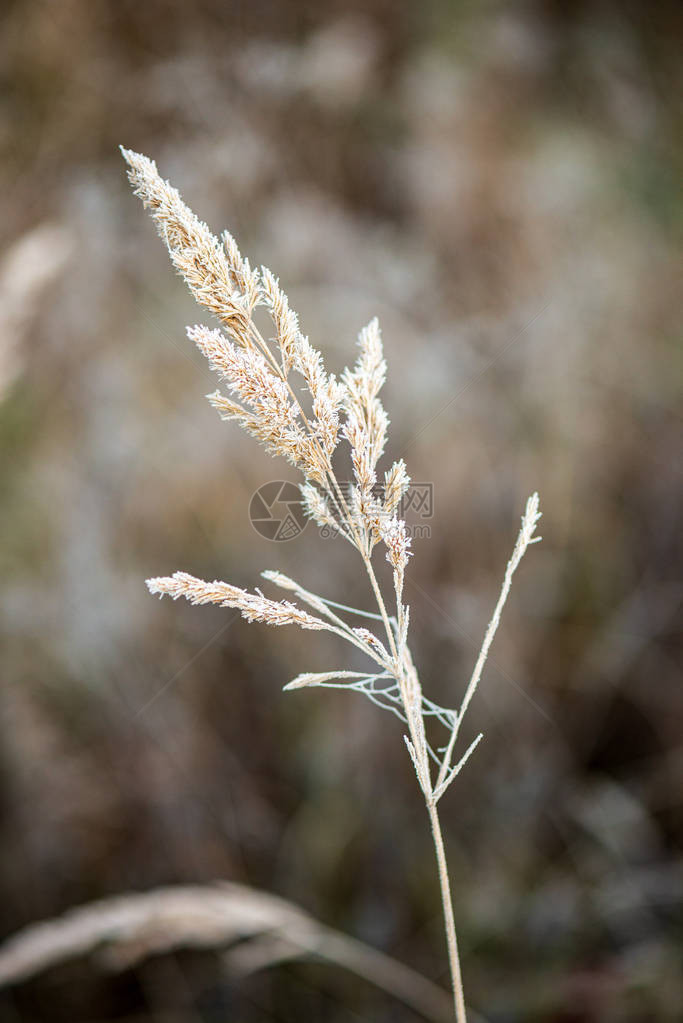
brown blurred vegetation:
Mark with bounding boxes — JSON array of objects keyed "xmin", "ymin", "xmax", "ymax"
[{"xmin": 1, "ymin": 1, "xmax": 681, "ymax": 1020}]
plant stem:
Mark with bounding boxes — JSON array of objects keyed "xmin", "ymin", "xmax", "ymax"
[
  {"xmin": 361, "ymin": 551, "xmax": 399, "ymax": 662},
  {"xmin": 427, "ymin": 798, "xmax": 467, "ymax": 1023},
  {"xmin": 334, "ymin": 468, "xmax": 466, "ymax": 1021}
]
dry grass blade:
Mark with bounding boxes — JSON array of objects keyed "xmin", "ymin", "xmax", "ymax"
[{"xmin": 0, "ymin": 884, "xmax": 454, "ymax": 1022}]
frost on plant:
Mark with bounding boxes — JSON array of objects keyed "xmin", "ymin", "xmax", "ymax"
[{"xmin": 122, "ymin": 147, "xmax": 541, "ymax": 1021}]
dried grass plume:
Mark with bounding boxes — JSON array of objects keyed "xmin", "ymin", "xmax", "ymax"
[{"xmin": 121, "ymin": 147, "xmax": 542, "ymax": 1023}]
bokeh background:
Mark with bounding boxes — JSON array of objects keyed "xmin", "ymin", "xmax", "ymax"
[{"xmin": 1, "ymin": 1, "xmax": 681, "ymax": 1020}]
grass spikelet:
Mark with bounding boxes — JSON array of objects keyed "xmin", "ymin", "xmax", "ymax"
[
  {"xmin": 384, "ymin": 459, "xmax": 410, "ymax": 518},
  {"xmin": 147, "ymin": 572, "xmax": 329, "ymax": 630}
]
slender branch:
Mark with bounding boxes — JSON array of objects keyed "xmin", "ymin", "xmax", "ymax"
[
  {"xmin": 360, "ymin": 549, "xmax": 400, "ymax": 664},
  {"xmin": 435, "ymin": 713, "xmax": 459, "ymax": 789},
  {"xmin": 444, "ymin": 494, "xmax": 542, "ymax": 774},
  {"xmin": 433, "ymin": 733, "xmax": 483, "ymax": 804},
  {"xmin": 316, "ymin": 597, "xmax": 387, "ymax": 622}
]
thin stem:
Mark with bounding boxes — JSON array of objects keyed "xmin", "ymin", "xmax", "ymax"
[
  {"xmin": 360, "ymin": 549, "xmax": 399, "ymax": 663},
  {"xmin": 427, "ymin": 799, "xmax": 467, "ymax": 1023},
  {"xmin": 451, "ymin": 493, "xmax": 541, "ymax": 754},
  {"xmin": 314, "ymin": 597, "xmax": 386, "ymax": 622},
  {"xmin": 436, "ymin": 716, "xmax": 459, "ymax": 790}
]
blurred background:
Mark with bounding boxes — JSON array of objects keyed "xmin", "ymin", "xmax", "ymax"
[{"xmin": 0, "ymin": 1, "xmax": 681, "ymax": 1020}]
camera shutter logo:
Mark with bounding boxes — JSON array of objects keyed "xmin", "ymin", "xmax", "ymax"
[{"xmin": 249, "ymin": 481, "xmax": 307, "ymax": 541}]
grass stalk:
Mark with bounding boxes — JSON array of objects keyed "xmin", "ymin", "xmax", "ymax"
[{"xmin": 121, "ymin": 146, "xmax": 542, "ymax": 1020}]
